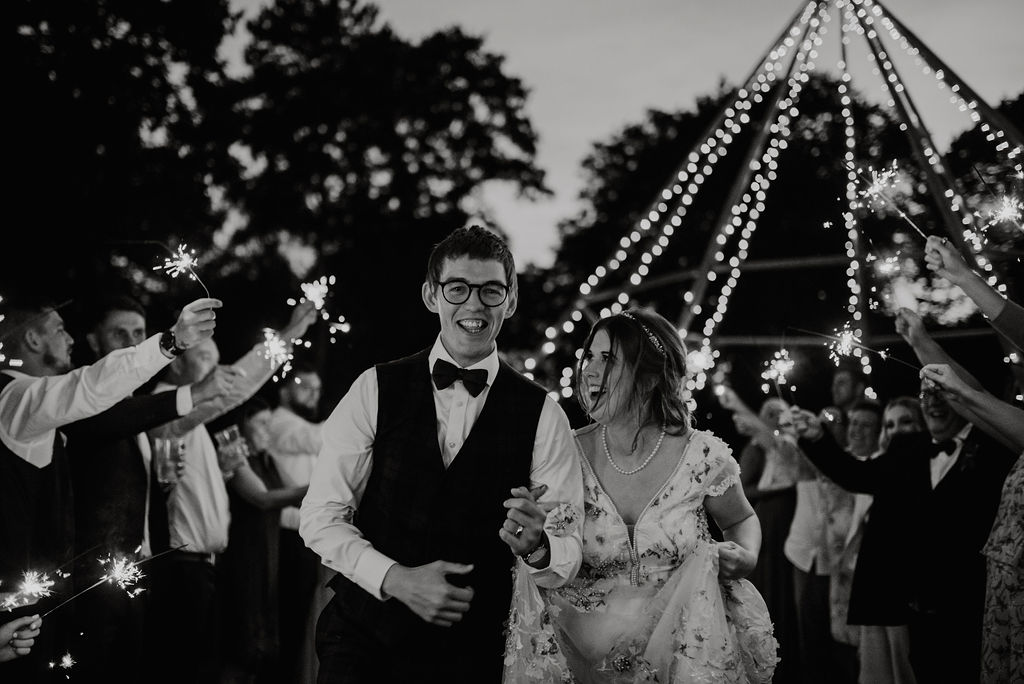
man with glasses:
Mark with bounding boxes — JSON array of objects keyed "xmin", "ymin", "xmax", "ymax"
[
  {"xmin": 301, "ymin": 226, "xmax": 583, "ymax": 682},
  {"xmin": 788, "ymin": 309, "xmax": 1013, "ymax": 684}
]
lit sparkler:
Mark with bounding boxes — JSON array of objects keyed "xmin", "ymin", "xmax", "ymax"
[
  {"xmin": 262, "ymin": 328, "xmax": 294, "ymax": 381},
  {"xmin": 49, "ymin": 652, "xmax": 75, "ymax": 678},
  {"xmin": 828, "ymin": 322, "xmax": 859, "ymax": 366},
  {"xmin": 980, "ymin": 195, "xmax": 1023, "ymax": 231},
  {"xmin": 846, "ymin": 161, "xmax": 927, "ymax": 239},
  {"xmin": 760, "ymin": 349, "xmax": 796, "ymax": 395},
  {"xmin": 98, "ymin": 554, "xmax": 145, "ymax": 597},
  {"xmin": 153, "ymin": 244, "xmax": 211, "ymax": 297},
  {"xmin": 1, "ymin": 571, "xmax": 55, "ymax": 611}
]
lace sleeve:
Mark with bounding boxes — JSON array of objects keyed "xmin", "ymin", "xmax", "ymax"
[{"xmin": 701, "ymin": 433, "xmax": 742, "ymax": 498}]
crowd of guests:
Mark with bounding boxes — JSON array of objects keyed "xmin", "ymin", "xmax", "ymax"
[
  {"xmin": 723, "ymin": 235, "xmax": 1024, "ymax": 684},
  {"xmin": 2, "ymin": 227, "xmax": 1021, "ymax": 684},
  {"xmin": 0, "ymin": 291, "xmax": 329, "ymax": 683}
]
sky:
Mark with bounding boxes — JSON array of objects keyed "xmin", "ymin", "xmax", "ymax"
[{"xmin": 231, "ymin": 0, "xmax": 1024, "ymax": 269}]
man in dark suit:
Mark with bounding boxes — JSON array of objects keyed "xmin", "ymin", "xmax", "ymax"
[
  {"xmin": 64, "ymin": 296, "xmax": 235, "ymax": 680},
  {"xmin": 791, "ymin": 379, "xmax": 1013, "ymax": 684},
  {"xmin": 300, "ymin": 227, "xmax": 584, "ymax": 682}
]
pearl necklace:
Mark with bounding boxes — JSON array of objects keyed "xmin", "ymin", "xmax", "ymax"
[{"xmin": 602, "ymin": 424, "xmax": 667, "ymax": 476}]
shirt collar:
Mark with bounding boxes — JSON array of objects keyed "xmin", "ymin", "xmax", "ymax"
[{"xmin": 428, "ymin": 336, "xmax": 498, "ymax": 388}]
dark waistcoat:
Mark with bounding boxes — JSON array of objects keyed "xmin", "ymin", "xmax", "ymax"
[
  {"xmin": 328, "ymin": 348, "xmax": 546, "ymax": 655},
  {"xmin": 0, "ymin": 373, "xmax": 74, "ymax": 589}
]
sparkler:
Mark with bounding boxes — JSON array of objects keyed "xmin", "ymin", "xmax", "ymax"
[
  {"xmin": 980, "ymin": 195, "xmax": 1023, "ymax": 231},
  {"xmin": 760, "ymin": 349, "xmax": 796, "ymax": 396},
  {"xmin": 49, "ymin": 652, "xmax": 75, "ymax": 679},
  {"xmin": 1, "ymin": 571, "xmax": 55, "ymax": 611},
  {"xmin": 845, "ymin": 161, "xmax": 928, "ymax": 239},
  {"xmin": 791, "ymin": 326, "xmax": 921, "ymax": 373},
  {"xmin": 262, "ymin": 328, "xmax": 294, "ymax": 381},
  {"xmin": 153, "ymin": 244, "xmax": 211, "ymax": 297}
]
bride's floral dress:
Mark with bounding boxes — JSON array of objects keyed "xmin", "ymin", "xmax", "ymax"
[{"xmin": 504, "ymin": 428, "xmax": 778, "ymax": 683}]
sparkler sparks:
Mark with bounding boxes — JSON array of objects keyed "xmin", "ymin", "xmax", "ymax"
[
  {"xmin": 846, "ymin": 161, "xmax": 927, "ymax": 239},
  {"xmin": 760, "ymin": 349, "xmax": 796, "ymax": 394},
  {"xmin": 828, "ymin": 322, "xmax": 860, "ymax": 366},
  {"xmin": 980, "ymin": 195, "xmax": 1023, "ymax": 231},
  {"xmin": 1, "ymin": 571, "xmax": 55, "ymax": 611},
  {"xmin": 262, "ymin": 329, "xmax": 294, "ymax": 381},
  {"xmin": 49, "ymin": 652, "xmax": 75, "ymax": 678},
  {"xmin": 152, "ymin": 244, "xmax": 211, "ymax": 297},
  {"xmin": 99, "ymin": 555, "xmax": 145, "ymax": 597}
]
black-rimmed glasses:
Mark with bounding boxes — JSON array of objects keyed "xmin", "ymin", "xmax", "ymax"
[{"xmin": 437, "ymin": 279, "xmax": 509, "ymax": 307}]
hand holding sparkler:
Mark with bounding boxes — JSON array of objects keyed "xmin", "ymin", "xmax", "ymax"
[
  {"xmin": 0, "ymin": 614, "xmax": 41, "ymax": 663},
  {"xmin": 786, "ymin": 407, "xmax": 824, "ymax": 442},
  {"xmin": 281, "ymin": 300, "xmax": 318, "ymax": 342},
  {"xmin": 894, "ymin": 307, "xmax": 928, "ymax": 348},
  {"xmin": 920, "ymin": 363, "xmax": 972, "ymax": 402},
  {"xmin": 923, "ymin": 235, "xmax": 971, "ymax": 284},
  {"xmin": 167, "ymin": 298, "xmax": 223, "ymax": 354},
  {"xmin": 191, "ymin": 365, "xmax": 241, "ymax": 405}
]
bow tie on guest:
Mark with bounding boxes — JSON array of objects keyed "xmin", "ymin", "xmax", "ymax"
[
  {"xmin": 932, "ymin": 438, "xmax": 961, "ymax": 458},
  {"xmin": 431, "ymin": 359, "xmax": 488, "ymax": 397}
]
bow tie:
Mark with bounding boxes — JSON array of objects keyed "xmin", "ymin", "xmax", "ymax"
[
  {"xmin": 932, "ymin": 438, "xmax": 960, "ymax": 458},
  {"xmin": 431, "ymin": 359, "xmax": 488, "ymax": 397}
]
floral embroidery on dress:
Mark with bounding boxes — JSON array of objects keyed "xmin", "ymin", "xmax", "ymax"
[{"xmin": 503, "ymin": 430, "xmax": 778, "ymax": 683}]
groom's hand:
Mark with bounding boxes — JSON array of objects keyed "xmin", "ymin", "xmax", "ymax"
[{"xmin": 381, "ymin": 561, "xmax": 474, "ymax": 627}]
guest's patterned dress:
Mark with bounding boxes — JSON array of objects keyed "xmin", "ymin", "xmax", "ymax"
[
  {"xmin": 981, "ymin": 451, "xmax": 1024, "ymax": 683},
  {"xmin": 504, "ymin": 428, "xmax": 778, "ymax": 683}
]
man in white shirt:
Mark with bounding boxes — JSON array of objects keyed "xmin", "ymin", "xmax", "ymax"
[
  {"xmin": 301, "ymin": 226, "xmax": 584, "ymax": 682},
  {"xmin": 267, "ymin": 364, "xmax": 323, "ymax": 678},
  {"xmin": 146, "ymin": 301, "xmax": 316, "ymax": 684},
  {"xmin": 0, "ymin": 295, "xmax": 219, "ymax": 678}
]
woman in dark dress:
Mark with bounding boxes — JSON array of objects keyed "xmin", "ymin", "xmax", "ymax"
[{"xmin": 220, "ymin": 399, "xmax": 307, "ymax": 684}]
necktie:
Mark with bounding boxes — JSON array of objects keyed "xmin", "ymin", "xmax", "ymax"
[{"xmin": 431, "ymin": 359, "xmax": 488, "ymax": 397}]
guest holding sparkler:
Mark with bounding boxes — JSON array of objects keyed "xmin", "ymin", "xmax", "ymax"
[
  {"xmin": 147, "ymin": 300, "xmax": 316, "ymax": 684},
  {"xmin": 61, "ymin": 295, "xmax": 237, "ymax": 680},
  {"xmin": 0, "ymin": 614, "xmax": 41, "ymax": 663},
  {"xmin": 919, "ymin": 362, "xmax": 1023, "ymax": 683},
  {"xmin": 731, "ymin": 394, "xmax": 809, "ymax": 684},
  {"xmin": 789, "ymin": 317, "xmax": 1014, "ymax": 684},
  {"xmin": 924, "ymin": 235, "xmax": 1024, "ymax": 352},
  {"xmin": 823, "ymin": 362, "xmax": 867, "ymax": 448},
  {"xmin": 221, "ymin": 397, "xmax": 308, "ymax": 684},
  {"xmin": 0, "ymin": 294, "xmax": 220, "ymax": 678}
]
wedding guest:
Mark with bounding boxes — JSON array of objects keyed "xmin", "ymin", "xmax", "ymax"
[
  {"xmin": 64, "ymin": 295, "xmax": 235, "ymax": 680},
  {"xmin": 221, "ymin": 398, "xmax": 308, "ymax": 684},
  {"xmin": 851, "ymin": 397, "xmax": 922, "ymax": 684},
  {"xmin": 735, "ymin": 395, "xmax": 808, "ymax": 684},
  {"xmin": 147, "ymin": 301, "xmax": 316, "ymax": 684},
  {"xmin": 790, "ymin": 312, "xmax": 1014, "ymax": 684},
  {"xmin": 920, "ymin": 363, "xmax": 1024, "ymax": 683},
  {"xmin": 0, "ymin": 295, "xmax": 219, "ymax": 678},
  {"xmin": 267, "ymin": 364, "xmax": 324, "ymax": 682},
  {"xmin": 301, "ymin": 226, "xmax": 584, "ymax": 682}
]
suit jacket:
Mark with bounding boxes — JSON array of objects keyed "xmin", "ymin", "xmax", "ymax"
[
  {"xmin": 65, "ymin": 391, "xmax": 181, "ymax": 566},
  {"xmin": 801, "ymin": 426, "xmax": 1013, "ymax": 626}
]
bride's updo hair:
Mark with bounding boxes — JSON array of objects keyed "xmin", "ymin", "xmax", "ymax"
[{"xmin": 576, "ymin": 308, "xmax": 692, "ymax": 434}]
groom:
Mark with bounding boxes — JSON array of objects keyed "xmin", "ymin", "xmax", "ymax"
[{"xmin": 300, "ymin": 226, "xmax": 583, "ymax": 682}]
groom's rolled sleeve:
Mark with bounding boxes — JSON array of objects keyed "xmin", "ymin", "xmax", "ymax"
[
  {"xmin": 299, "ymin": 368, "xmax": 397, "ymax": 600},
  {"xmin": 526, "ymin": 396, "xmax": 584, "ymax": 588}
]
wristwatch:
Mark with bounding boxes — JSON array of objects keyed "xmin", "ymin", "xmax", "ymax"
[
  {"xmin": 159, "ymin": 329, "xmax": 186, "ymax": 357},
  {"xmin": 521, "ymin": 533, "xmax": 550, "ymax": 566}
]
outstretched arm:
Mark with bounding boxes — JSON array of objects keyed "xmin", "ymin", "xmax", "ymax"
[
  {"xmin": 789, "ymin": 408, "xmax": 881, "ymax": 493},
  {"xmin": 921, "ymin": 364, "xmax": 1024, "ymax": 452}
]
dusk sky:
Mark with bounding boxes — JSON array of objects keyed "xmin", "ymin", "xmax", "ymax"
[{"xmin": 232, "ymin": 0, "xmax": 1023, "ymax": 268}]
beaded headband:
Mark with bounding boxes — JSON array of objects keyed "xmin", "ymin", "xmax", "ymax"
[{"xmin": 619, "ymin": 312, "xmax": 666, "ymax": 356}]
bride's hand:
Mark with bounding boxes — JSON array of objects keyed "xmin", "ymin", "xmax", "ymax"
[{"xmin": 716, "ymin": 541, "xmax": 756, "ymax": 580}]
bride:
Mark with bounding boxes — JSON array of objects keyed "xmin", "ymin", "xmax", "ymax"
[{"xmin": 504, "ymin": 309, "xmax": 778, "ymax": 683}]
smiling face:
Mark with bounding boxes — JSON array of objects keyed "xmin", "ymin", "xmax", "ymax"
[
  {"xmin": 579, "ymin": 329, "xmax": 632, "ymax": 424},
  {"xmin": 846, "ymin": 408, "xmax": 881, "ymax": 457},
  {"xmin": 879, "ymin": 402, "xmax": 923, "ymax": 449},
  {"xmin": 422, "ymin": 256, "xmax": 516, "ymax": 367},
  {"xmin": 919, "ymin": 382, "xmax": 967, "ymax": 442}
]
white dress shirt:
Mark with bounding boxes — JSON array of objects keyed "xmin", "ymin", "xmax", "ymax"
[
  {"xmin": 300, "ymin": 337, "xmax": 584, "ymax": 601},
  {"xmin": 151, "ymin": 343, "xmax": 285, "ymax": 554},
  {"xmin": 0, "ymin": 334, "xmax": 172, "ymax": 467},
  {"xmin": 931, "ymin": 424, "xmax": 973, "ymax": 489},
  {"xmin": 267, "ymin": 406, "xmax": 323, "ymax": 530}
]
